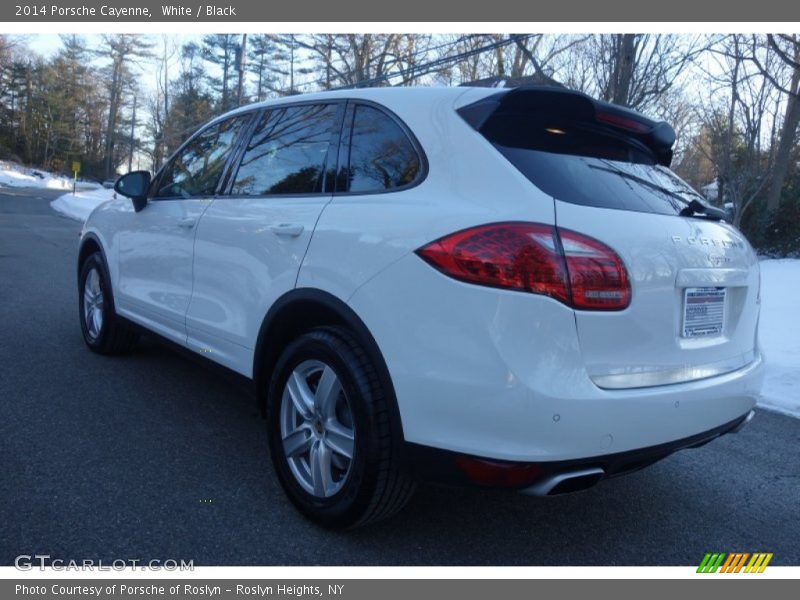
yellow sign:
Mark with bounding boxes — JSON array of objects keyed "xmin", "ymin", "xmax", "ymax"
[{"xmin": 72, "ymin": 161, "xmax": 80, "ymax": 173}]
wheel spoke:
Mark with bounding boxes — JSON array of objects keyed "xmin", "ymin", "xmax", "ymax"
[
  {"xmin": 84, "ymin": 289, "xmax": 94, "ymax": 307},
  {"xmin": 89, "ymin": 269, "xmax": 100, "ymax": 294},
  {"xmin": 324, "ymin": 421, "xmax": 354, "ymax": 460},
  {"xmin": 85, "ymin": 306, "xmax": 95, "ymax": 334},
  {"xmin": 286, "ymin": 371, "xmax": 314, "ymax": 419},
  {"xmin": 282, "ymin": 426, "xmax": 312, "ymax": 458},
  {"xmin": 310, "ymin": 440, "xmax": 334, "ymax": 497},
  {"xmin": 315, "ymin": 366, "xmax": 342, "ymax": 417},
  {"xmin": 91, "ymin": 308, "xmax": 102, "ymax": 335}
]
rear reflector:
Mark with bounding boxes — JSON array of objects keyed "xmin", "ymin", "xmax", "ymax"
[
  {"xmin": 455, "ymin": 456, "xmax": 543, "ymax": 488},
  {"xmin": 416, "ymin": 222, "xmax": 630, "ymax": 310}
]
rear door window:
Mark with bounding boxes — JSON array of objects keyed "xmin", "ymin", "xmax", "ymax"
[
  {"xmin": 231, "ymin": 103, "xmax": 340, "ymax": 196},
  {"xmin": 339, "ymin": 104, "xmax": 421, "ymax": 193}
]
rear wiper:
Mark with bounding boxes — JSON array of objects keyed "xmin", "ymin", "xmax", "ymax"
[
  {"xmin": 590, "ymin": 163, "xmax": 695, "ymax": 204},
  {"xmin": 589, "ymin": 163, "xmax": 725, "ymax": 220},
  {"xmin": 678, "ymin": 199, "xmax": 727, "ymax": 221}
]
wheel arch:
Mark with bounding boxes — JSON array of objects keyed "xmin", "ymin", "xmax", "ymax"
[
  {"xmin": 253, "ymin": 288, "xmax": 405, "ymax": 440},
  {"xmin": 77, "ymin": 233, "xmax": 104, "ymax": 277},
  {"xmin": 77, "ymin": 233, "xmax": 117, "ymax": 311}
]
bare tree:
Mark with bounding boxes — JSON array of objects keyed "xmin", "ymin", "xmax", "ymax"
[
  {"xmin": 696, "ymin": 34, "xmax": 782, "ymax": 227},
  {"xmin": 509, "ymin": 34, "xmax": 583, "ymax": 85},
  {"xmin": 147, "ymin": 35, "xmax": 177, "ymax": 171},
  {"xmin": 97, "ymin": 34, "xmax": 153, "ymax": 178},
  {"xmin": 752, "ymin": 34, "xmax": 800, "ymax": 213},
  {"xmin": 0, "ymin": 35, "xmax": 19, "ymax": 95},
  {"xmin": 202, "ymin": 34, "xmax": 239, "ymax": 110},
  {"xmin": 247, "ymin": 34, "xmax": 282, "ymax": 99},
  {"xmin": 434, "ymin": 35, "xmax": 489, "ymax": 85},
  {"xmin": 583, "ymin": 34, "xmax": 704, "ymax": 111},
  {"xmin": 382, "ymin": 34, "xmax": 434, "ymax": 86}
]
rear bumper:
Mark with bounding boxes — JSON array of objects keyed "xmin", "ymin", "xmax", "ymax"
[
  {"xmin": 349, "ymin": 252, "xmax": 765, "ymax": 463},
  {"xmin": 405, "ymin": 409, "xmax": 755, "ymax": 493}
]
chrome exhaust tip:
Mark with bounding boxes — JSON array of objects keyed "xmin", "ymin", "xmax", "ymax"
[
  {"xmin": 521, "ymin": 467, "xmax": 605, "ymax": 496},
  {"xmin": 730, "ymin": 409, "xmax": 755, "ymax": 433}
]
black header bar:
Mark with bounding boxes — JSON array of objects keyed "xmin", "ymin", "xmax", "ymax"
[{"xmin": 2, "ymin": 0, "xmax": 800, "ymax": 22}]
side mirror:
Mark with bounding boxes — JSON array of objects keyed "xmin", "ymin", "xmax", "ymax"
[{"xmin": 114, "ymin": 171, "xmax": 151, "ymax": 212}]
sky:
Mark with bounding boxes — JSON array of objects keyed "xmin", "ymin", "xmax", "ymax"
[{"xmin": 25, "ymin": 34, "xmax": 62, "ymax": 56}]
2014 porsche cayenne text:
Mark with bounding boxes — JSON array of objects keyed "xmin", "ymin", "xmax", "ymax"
[{"xmin": 77, "ymin": 86, "xmax": 763, "ymax": 527}]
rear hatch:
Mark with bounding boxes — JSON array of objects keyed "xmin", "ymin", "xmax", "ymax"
[{"xmin": 460, "ymin": 87, "xmax": 760, "ymax": 389}]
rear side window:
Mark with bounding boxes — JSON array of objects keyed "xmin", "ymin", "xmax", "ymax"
[
  {"xmin": 231, "ymin": 103, "xmax": 339, "ymax": 196},
  {"xmin": 155, "ymin": 115, "xmax": 248, "ymax": 198},
  {"xmin": 341, "ymin": 104, "xmax": 421, "ymax": 193},
  {"xmin": 478, "ymin": 110, "xmax": 704, "ymax": 216}
]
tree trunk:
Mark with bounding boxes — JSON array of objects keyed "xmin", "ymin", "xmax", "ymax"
[
  {"xmin": 324, "ymin": 37, "xmax": 332, "ymax": 90},
  {"xmin": 494, "ymin": 38, "xmax": 506, "ymax": 77},
  {"xmin": 765, "ymin": 73, "xmax": 800, "ymax": 213},
  {"xmin": 163, "ymin": 43, "xmax": 169, "ymax": 126},
  {"xmin": 23, "ymin": 62, "xmax": 33, "ymax": 163},
  {"xmin": 721, "ymin": 38, "xmax": 742, "ymax": 208},
  {"xmin": 104, "ymin": 60, "xmax": 121, "ymax": 179},
  {"xmin": 611, "ymin": 34, "xmax": 636, "ymax": 107}
]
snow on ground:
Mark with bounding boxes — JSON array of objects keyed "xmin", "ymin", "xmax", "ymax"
[
  {"xmin": 0, "ymin": 163, "xmax": 74, "ymax": 190},
  {"xmin": 758, "ymin": 259, "xmax": 800, "ymax": 418},
  {"xmin": 42, "ymin": 189, "xmax": 800, "ymax": 418},
  {"xmin": 50, "ymin": 187, "xmax": 115, "ymax": 222}
]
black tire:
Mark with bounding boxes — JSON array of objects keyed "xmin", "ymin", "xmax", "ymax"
[
  {"xmin": 78, "ymin": 252, "xmax": 139, "ymax": 355},
  {"xmin": 267, "ymin": 326, "xmax": 415, "ymax": 528}
]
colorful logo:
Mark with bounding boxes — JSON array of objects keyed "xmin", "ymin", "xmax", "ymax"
[{"xmin": 697, "ymin": 552, "xmax": 773, "ymax": 573}]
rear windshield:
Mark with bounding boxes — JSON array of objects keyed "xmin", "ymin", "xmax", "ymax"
[{"xmin": 481, "ymin": 111, "xmax": 704, "ymax": 216}]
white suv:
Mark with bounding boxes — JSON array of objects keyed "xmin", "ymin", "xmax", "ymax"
[{"xmin": 78, "ymin": 86, "xmax": 763, "ymax": 527}]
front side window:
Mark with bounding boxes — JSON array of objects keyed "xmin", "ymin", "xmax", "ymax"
[
  {"xmin": 155, "ymin": 115, "xmax": 249, "ymax": 198},
  {"xmin": 231, "ymin": 103, "xmax": 339, "ymax": 196},
  {"xmin": 342, "ymin": 104, "xmax": 421, "ymax": 193}
]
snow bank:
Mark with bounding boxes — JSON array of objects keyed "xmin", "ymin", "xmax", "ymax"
[
  {"xmin": 0, "ymin": 164, "xmax": 74, "ymax": 190},
  {"xmin": 50, "ymin": 188, "xmax": 116, "ymax": 222},
  {"xmin": 758, "ymin": 259, "xmax": 800, "ymax": 418}
]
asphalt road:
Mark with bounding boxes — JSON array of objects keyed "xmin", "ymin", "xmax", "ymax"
[{"xmin": 1, "ymin": 186, "xmax": 798, "ymax": 567}]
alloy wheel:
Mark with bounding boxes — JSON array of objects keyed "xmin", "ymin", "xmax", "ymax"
[
  {"xmin": 83, "ymin": 268, "xmax": 104, "ymax": 340},
  {"xmin": 279, "ymin": 359, "xmax": 356, "ymax": 498}
]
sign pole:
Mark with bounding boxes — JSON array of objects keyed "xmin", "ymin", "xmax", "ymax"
[{"xmin": 71, "ymin": 160, "xmax": 81, "ymax": 195}]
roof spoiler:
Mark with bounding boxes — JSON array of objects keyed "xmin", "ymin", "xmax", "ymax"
[{"xmin": 458, "ymin": 86, "xmax": 676, "ymax": 167}]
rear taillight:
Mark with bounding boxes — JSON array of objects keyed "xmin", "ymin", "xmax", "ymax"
[
  {"xmin": 416, "ymin": 222, "xmax": 630, "ymax": 311},
  {"xmin": 416, "ymin": 223, "xmax": 570, "ymax": 303},
  {"xmin": 559, "ymin": 228, "xmax": 631, "ymax": 310}
]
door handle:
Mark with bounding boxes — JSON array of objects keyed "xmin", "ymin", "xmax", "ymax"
[
  {"xmin": 178, "ymin": 217, "xmax": 197, "ymax": 229},
  {"xmin": 269, "ymin": 223, "xmax": 304, "ymax": 237}
]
